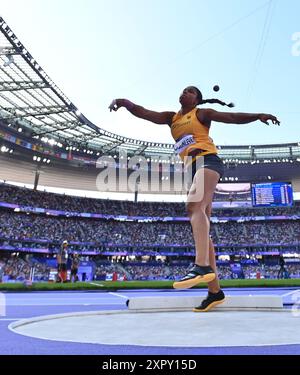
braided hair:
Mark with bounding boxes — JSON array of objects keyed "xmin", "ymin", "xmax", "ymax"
[{"xmin": 191, "ymin": 86, "xmax": 234, "ymax": 108}]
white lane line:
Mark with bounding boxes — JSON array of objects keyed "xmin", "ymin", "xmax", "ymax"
[
  {"xmin": 281, "ymin": 289, "xmax": 300, "ymax": 297},
  {"xmin": 89, "ymin": 282, "xmax": 104, "ymax": 287},
  {"xmin": 109, "ymin": 292, "xmax": 128, "ymax": 299},
  {"xmin": 5, "ymin": 302, "xmax": 125, "ymax": 306},
  {"xmin": 7, "ymin": 299, "xmax": 116, "ymax": 302},
  {"xmin": 0, "ymin": 318, "xmax": 19, "ymax": 321}
]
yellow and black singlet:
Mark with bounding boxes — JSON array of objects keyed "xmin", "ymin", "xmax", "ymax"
[{"xmin": 170, "ymin": 108, "xmax": 218, "ymax": 167}]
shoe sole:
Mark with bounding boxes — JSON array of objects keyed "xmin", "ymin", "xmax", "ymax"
[
  {"xmin": 193, "ymin": 298, "xmax": 226, "ymax": 312},
  {"xmin": 173, "ymin": 273, "xmax": 216, "ymax": 289}
]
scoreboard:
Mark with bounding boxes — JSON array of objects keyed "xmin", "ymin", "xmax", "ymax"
[{"xmin": 251, "ymin": 182, "xmax": 293, "ymax": 207}]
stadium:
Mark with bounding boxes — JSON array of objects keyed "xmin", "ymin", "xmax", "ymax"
[{"xmin": 0, "ymin": 6, "xmax": 300, "ymax": 359}]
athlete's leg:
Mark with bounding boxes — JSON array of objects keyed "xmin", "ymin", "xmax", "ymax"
[
  {"xmin": 173, "ymin": 168, "xmax": 220, "ymax": 289},
  {"xmin": 205, "ymin": 203, "xmax": 221, "ymax": 293},
  {"xmin": 186, "ymin": 168, "xmax": 220, "ymax": 266}
]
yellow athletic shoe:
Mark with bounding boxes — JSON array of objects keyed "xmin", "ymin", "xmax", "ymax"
[
  {"xmin": 193, "ymin": 290, "xmax": 225, "ymax": 312},
  {"xmin": 173, "ymin": 264, "xmax": 216, "ymax": 289}
]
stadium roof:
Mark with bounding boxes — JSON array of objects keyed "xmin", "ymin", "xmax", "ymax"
[{"xmin": 0, "ymin": 16, "xmax": 300, "ymax": 161}]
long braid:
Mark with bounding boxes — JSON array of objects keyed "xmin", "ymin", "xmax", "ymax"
[
  {"xmin": 191, "ymin": 86, "xmax": 235, "ymax": 108},
  {"xmin": 201, "ymin": 98, "xmax": 235, "ymax": 108}
]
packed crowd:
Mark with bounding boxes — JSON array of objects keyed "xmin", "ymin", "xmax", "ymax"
[
  {"xmin": 0, "ymin": 255, "xmax": 31, "ymax": 281},
  {"xmin": 1, "ymin": 255, "xmax": 299, "ymax": 282},
  {"xmin": 0, "ymin": 184, "xmax": 299, "ymax": 217},
  {"xmin": 0, "ymin": 184, "xmax": 299, "ymax": 282},
  {"xmin": 0, "ymin": 255, "xmax": 51, "ymax": 282},
  {"xmin": 120, "ymin": 263, "xmax": 300, "ymax": 280},
  {"xmin": 0, "ymin": 211, "xmax": 299, "ymax": 247}
]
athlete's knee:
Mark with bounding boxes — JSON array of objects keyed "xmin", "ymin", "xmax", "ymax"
[
  {"xmin": 186, "ymin": 201, "xmax": 209, "ymax": 218},
  {"xmin": 205, "ymin": 204, "xmax": 212, "ymax": 218}
]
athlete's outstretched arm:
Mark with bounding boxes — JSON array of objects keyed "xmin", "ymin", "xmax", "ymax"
[
  {"xmin": 109, "ymin": 99, "xmax": 175, "ymax": 125},
  {"xmin": 202, "ymin": 108, "xmax": 280, "ymax": 126}
]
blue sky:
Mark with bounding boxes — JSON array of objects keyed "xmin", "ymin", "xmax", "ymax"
[{"xmin": 1, "ymin": 0, "xmax": 300, "ymax": 146}]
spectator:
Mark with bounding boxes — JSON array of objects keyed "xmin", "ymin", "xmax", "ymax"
[{"xmin": 57, "ymin": 240, "xmax": 68, "ymax": 282}]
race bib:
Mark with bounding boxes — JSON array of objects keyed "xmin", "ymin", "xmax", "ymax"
[{"xmin": 174, "ymin": 134, "xmax": 196, "ymax": 155}]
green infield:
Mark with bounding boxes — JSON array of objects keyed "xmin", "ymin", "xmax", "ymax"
[{"xmin": 0, "ymin": 278, "xmax": 300, "ymax": 291}]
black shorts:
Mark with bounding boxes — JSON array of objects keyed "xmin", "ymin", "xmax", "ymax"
[
  {"xmin": 58, "ymin": 263, "xmax": 67, "ymax": 272},
  {"xmin": 71, "ymin": 268, "xmax": 78, "ymax": 276},
  {"xmin": 187, "ymin": 153, "xmax": 225, "ymax": 183}
]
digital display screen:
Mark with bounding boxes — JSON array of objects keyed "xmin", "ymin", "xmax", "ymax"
[{"xmin": 251, "ymin": 182, "xmax": 293, "ymax": 207}]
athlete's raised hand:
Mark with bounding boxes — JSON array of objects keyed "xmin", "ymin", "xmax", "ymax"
[
  {"xmin": 108, "ymin": 99, "xmax": 122, "ymax": 112},
  {"xmin": 109, "ymin": 99, "xmax": 135, "ymax": 112},
  {"xmin": 258, "ymin": 114, "xmax": 280, "ymax": 126}
]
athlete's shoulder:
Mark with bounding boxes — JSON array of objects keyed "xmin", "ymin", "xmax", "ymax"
[
  {"xmin": 196, "ymin": 108, "xmax": 211, "ymax": 127},
  {"xmin": 169, "ymin": 111, "xmax": 180, "ymax": 126}
]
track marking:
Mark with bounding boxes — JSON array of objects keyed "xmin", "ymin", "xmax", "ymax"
[
  {"xmin": 0, "ymin": 318, "xmax": 19, "ymax": 321},
  {"xmin": 3, "ymin": 302, "xmax": 125, "ymax": 306},
  {"xmin": 89, "ymin": 282, "xmax": 104, "ymax": 287},
  {"xmin": 109, "ymin": 292, "xmax": 128, "ymax": 299},
  {"xmin": 281, "ymin": 289, "xmax": 300, "ymax": 297}
]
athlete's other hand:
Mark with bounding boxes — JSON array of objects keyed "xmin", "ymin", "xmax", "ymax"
[
  {"xmin": 259, "ymin": 114, "xmax": 280, "ymax": 126},
  {"xmin": 108, "ymin": 99, "xmax": 123, "ymax": 112}
]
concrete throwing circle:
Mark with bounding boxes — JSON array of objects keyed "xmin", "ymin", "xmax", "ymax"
[{"xmin": 9, "ymin": 310, "xmax": 300, "ymax": 347}]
